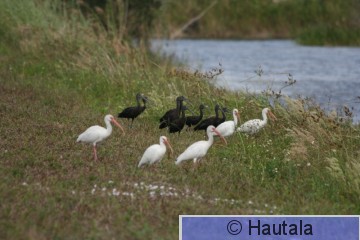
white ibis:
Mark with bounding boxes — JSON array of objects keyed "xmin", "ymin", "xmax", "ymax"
[
  {"xmin": 175, "ymin": 125, "xmax": 227, "ymax": 165},
  {"xmin": 76, "ymin": 114, "xmax": 125, "ymax": 161},
  {"xmin": 216, "ymin": 108, "xmax": 240, "ymax": 137},
  {"xmin": 237, "ymin": 108, "xmax": 277, "ymax": 135},
  {"xmin": 138, "ymin": 136, "xmax": 174, "ymax": 167}
]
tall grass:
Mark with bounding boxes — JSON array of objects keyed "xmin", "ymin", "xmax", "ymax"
[{"xmin": 1, "ymin": 1, "xmax": 360, "ymax": 239}]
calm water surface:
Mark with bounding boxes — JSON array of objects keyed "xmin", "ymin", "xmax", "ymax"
[{"xmin": 152, "ymin": 39, "xmax": 360, "ymax": 122}]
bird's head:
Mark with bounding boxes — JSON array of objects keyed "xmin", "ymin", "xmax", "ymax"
[
  {"xmin": 265, "ymin": 108, "xmax": 277, "ymax": 121},
  {"xmin": 106, "ymin": 114, "xmax": 125, "ymax": 135},
  {"xmin": 141, "ymin": 94, "xmax": 149, "ymax": 102},
  {"xmin": 176, "ymin": 96, "xmax": 187, "ymax": 102},
  {"xmin": 136, "ymin": 93, "xmax": 142, "ymax": 99},
  {"xmin": 233, "ymin": 108, "xmax": 240, "ymax": 121},
  {"xmin": 161, "ymin": 136, "xmax": 174, "ymax": 156},
  {"xmin": 208, "ymin": 125, "xmax": 227, "ymax": 145}
]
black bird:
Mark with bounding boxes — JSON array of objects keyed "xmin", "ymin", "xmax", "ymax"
[
  {"xmin": 159, "ymin": 96, "xmax": 187, "ymax": 129},
  {"xmin": 185, "ymin": 104, "xmax": 207, "ymax": 130},
  {"xmin": 194, "ymin": 104, "xmax": 220, "ymax": 131},
  {"xmin": 118, "ymin": 93, "xmax": 148, "ymax": 127},
  {"xmin": 168, "ymin": 105, "xmax": 189, "ymax": 134}
]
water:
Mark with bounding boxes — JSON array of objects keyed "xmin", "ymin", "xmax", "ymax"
[{"xmin": 151, "ymin": 39, "xmax": 360, "ymax": 122}]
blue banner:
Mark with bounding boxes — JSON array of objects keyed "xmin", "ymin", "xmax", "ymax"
[{"xmin": 180, "ymin": 216, "xmax": 359, "ymax": 240}]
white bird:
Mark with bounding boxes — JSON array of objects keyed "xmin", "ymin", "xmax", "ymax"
[
  {"xmin": 237, "ymin": 108, "xmax": 276, "ymax": 135},
  {"xmin": 216, "ymin": 108, "xmax": 240, "ymax": 137},
  {"xmin": 138, "ymin": 136, "xmax": 174, "ymax": 167},
  {"xmin": 175, "ymin": 125, "xmax": 227, "ymax": 165},
  {"xmin": 77, "ymin": 114, "xmax": 125, "ymax": 161}
]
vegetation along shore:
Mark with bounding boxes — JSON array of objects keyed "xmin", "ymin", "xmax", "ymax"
[
  {"xmin": 0, "ymin": 0, "xmax": 359, "ymax": 239},
  {"xmin": 158, "ymin": 0, "xmax": 360, "ymax": 45}
]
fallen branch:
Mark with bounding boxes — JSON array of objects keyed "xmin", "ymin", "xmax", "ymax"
[{"xmin": 170, "ymin": 1, "xmax": 218, "ymax": 39}]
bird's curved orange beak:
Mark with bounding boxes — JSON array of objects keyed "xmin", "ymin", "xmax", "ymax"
[
  {"xmin": 236, "ymin": 112, "xmax": 241, "ymax": 123},
  {"xmin": 164, "ymin": 138, "xmax": 174, "ymax": 156},
  {"xmin": 267, "ymin": 111, "xmax": 277, "ymax": 121},
  {"xmin": 111, "ymin": 117, "xmax": 125, "ymax": 135},
  {"xmin": 212, "ymin": 128, "xmax": 227, "ymax": 145}
]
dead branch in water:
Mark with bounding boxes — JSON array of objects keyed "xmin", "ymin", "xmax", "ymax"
[{"xmin": 170, "ymin": 1, "xmax": 218, "ymax": 39}]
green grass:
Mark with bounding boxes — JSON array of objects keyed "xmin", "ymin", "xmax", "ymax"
[{"xmin": 1, "ymin": 1, "xmax": 360, "ymax": 239}]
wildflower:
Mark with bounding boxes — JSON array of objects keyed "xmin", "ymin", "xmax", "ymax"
[
  {"xmin": 149, "ymin": 191, "xmax": 156, "ymax": 198},
  {"xmin": 149, "ymin": 185, "xmax": 158, "ymax": 190},
  {"xmin": 112, "ymin": 188, "xmax": 120, "ymax": 196},
  {"xmin": 122, "ymin": 192, "xmax": 134, "ymax": 198}
]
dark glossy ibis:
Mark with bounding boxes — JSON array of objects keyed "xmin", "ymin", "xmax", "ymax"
[
  {"xmin": 159, "ymin": 96, "xmax": 187, "ymax": 129},
  {"xmin": 214, "ymin": 107, "xmax": 229, "ymax": 127},
  {"xmin": 168, "ymin": 105, "xmax": 190, "ymax": 134},
  {"xmin": 118, "ymin": 93, "xmax": 148, "ymax": 127},
  {"xmin": 185, "ymin": 104, "xmax": 207, "ymax": 130},
  {"xmin": 194, "ymin": 104, "xmax": 220, "ymax": 131}
]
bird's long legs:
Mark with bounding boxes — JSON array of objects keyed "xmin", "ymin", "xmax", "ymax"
[
  {"xmin": 126, "ymin": 119, "xmax": 134, "ymax": 129},
  {"xmin": 93, "ymin": 145, "xmax": 98, "ymax": 161}
]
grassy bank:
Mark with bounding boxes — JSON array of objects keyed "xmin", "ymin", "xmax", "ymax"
[
  {"xmin": 157, "ymin": 0, "xmax": 360, "ymax": 45},
  {"xmin": 1, "ymin": 1, "xmax": 360, "ymax": 239}
]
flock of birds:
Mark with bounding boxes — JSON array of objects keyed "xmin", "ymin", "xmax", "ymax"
[{"xmin": 76, "ymin": 94, "xmax": 277, "ymax": 166}]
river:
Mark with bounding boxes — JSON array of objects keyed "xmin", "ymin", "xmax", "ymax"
[{"xmin": 151, "ymin": 39, "xmax": 360, "ymax": 122}]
